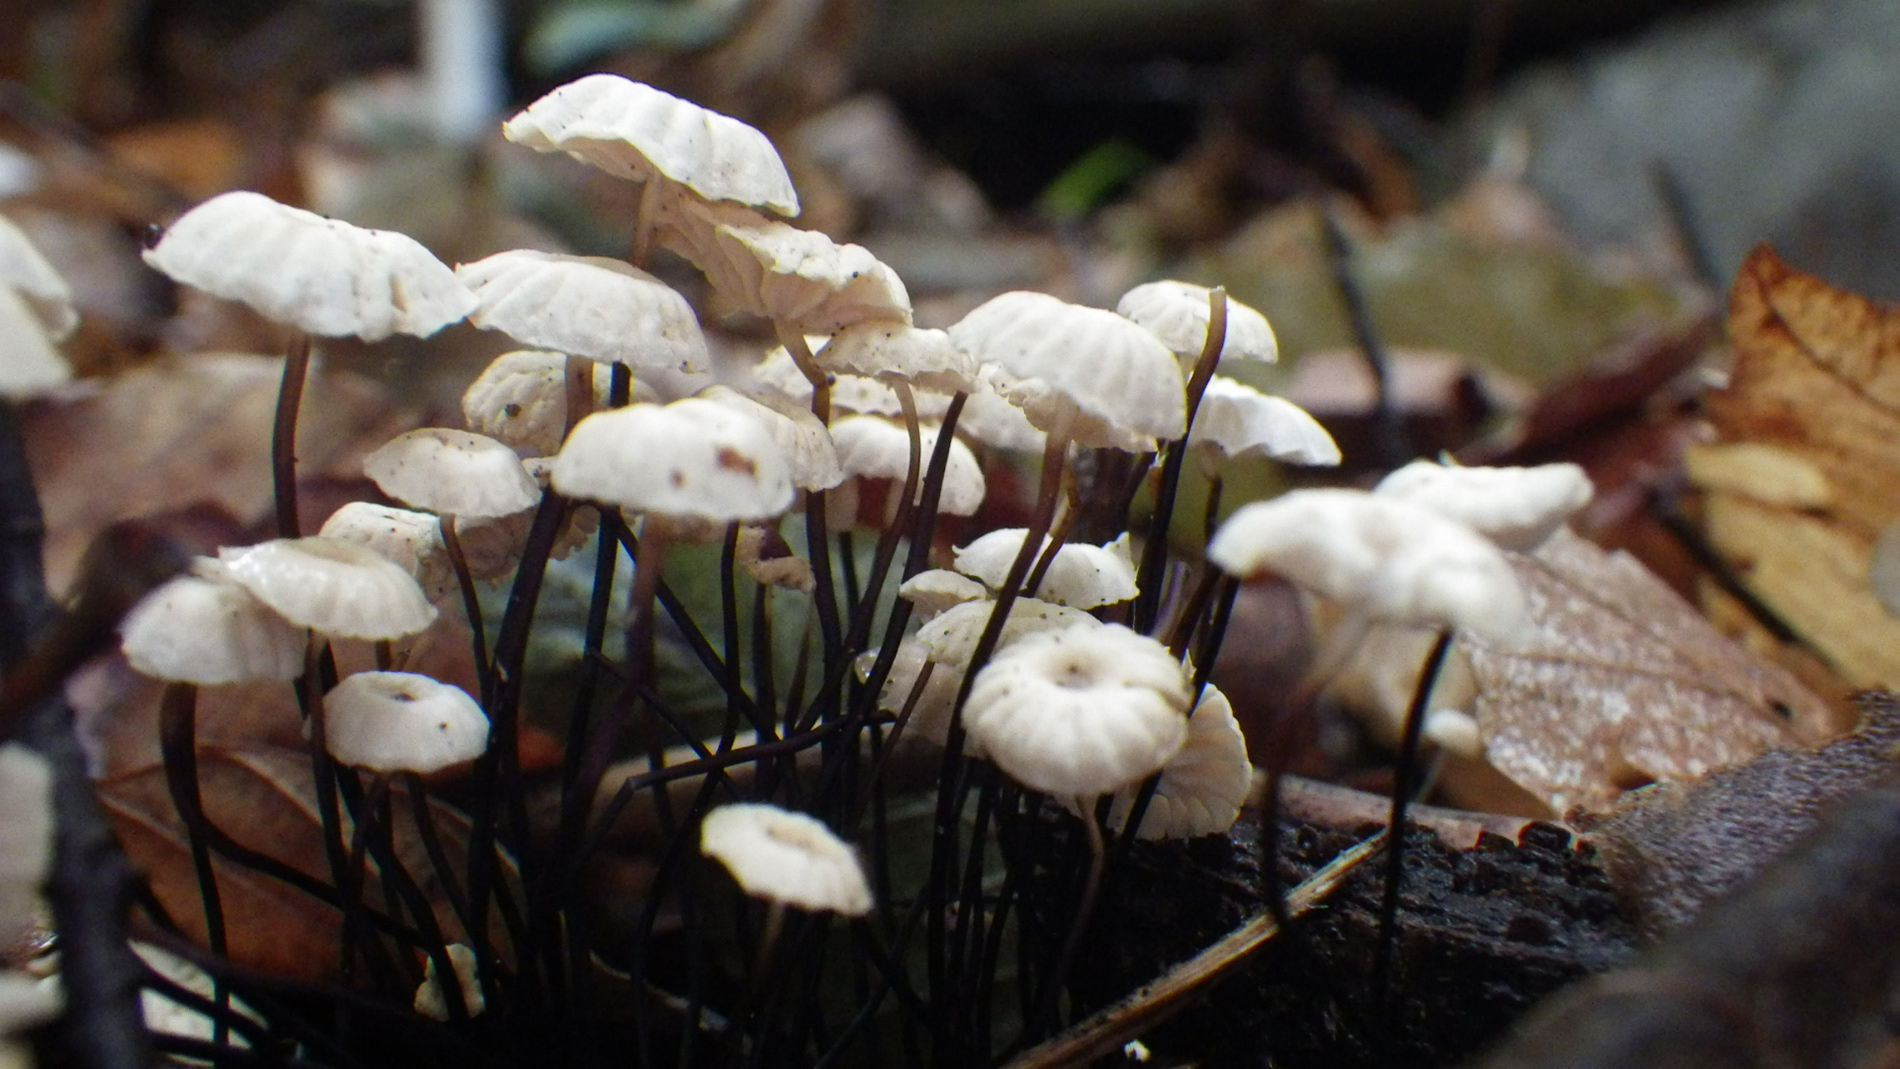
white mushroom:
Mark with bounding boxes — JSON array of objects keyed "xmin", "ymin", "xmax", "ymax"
[
  {"xmin": 828, "ymin": 415, "xmax": 985, "ymax": 521},
  {"xmin": 414, "ymin": 944, "xmax": 484, "ymax": 1021},
  {"xmin": 120, "ymin": 559, "xmax": 307, "ymax": 684},
  {"xmin": 1105, "ymin": 684, "xmax": 1251, "ymax": 840},
  {"xmin": 952, "ymin": 530, "xmax": 1137, "ymax": 609},
  {"xmin": 699, "ymin": 803, "xmax": 871, "ymax": 916},
  {"xmin": 1116, "ymin": 280, "xmax": 1277, "ymax": 370},
  {"xmin": 897, "ymin": 569, "xmax": 988, "ymax": 619},
  {"xmin": 0, "ymin": 214, "xmax": 78, "ymax": 342},
  {"xmin": 1373, "ymin": 460, "xmax": 1593, "ymax": 551},
  {"xmin": 461, "ymin": 349, "xmax": 658, "ymax": 456},
  {"xmin": 455, "ymin": 250, "xmax": 708, "ymax": 372},
  {"xmin": 318, "ymin": 502, "xmax": 456, "ymax": 603},
  {"xmin": 323, "ymin": 671, "xmax": 488, "ymax": 774},
  {"xmin": 362, "ymin": 427, "xmax": 543, "ymax": 520},
  {"xmin": 695, "ymin": 385, "xmax": 844, "ymax": 492},
  {"xmin": 218, "ymin": 537, "xmax": 438, "ymax": 640},
  {"xmin": 550, "ymin": 397, "xmax": 793, "ymax": 526},
  {"xmin": 1189, "ymin": 376, "xmax": 1341, "ymax": 467}
]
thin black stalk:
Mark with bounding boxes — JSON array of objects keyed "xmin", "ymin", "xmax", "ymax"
[
  {"xmin": 1133, "ymin": 287, "xmax": 1228, "ymax": 632},
  {"xmin": 157, "ymin": 682, "xmax": 230, "ymax": 1042},
  {"xmin": 838, "ymin": 530, "xmax": 861, "ymax": 614},
  {"xmin": 721, "ymin": 522, "xmax": 748, "ymax": 739},
  {"xmin": 950, "ymin": 773, "xmax": 1001, "ymax": 1014},
  {"xmin": 1320, "ymin": 204, "xmax": 1409, "ymax": 468},
  {"xmin": 437, "ymin": 513, "xmax": 491, "ymax": 703},
  {"xmin": 1030, "ymin": 802, "xmax": 1107, "ymax": 1038},
  {"xmin": 402, "ymin": 772, "xmax": 473, "ymax": 939},
  {"xmin": 811, "ymin": 905, "xmax": 933, "ymax": 1069},
  {"xmin": 1369, "ymin": 627, "xmax": 1455, "ymax": 1021},
  {"xmin": 783, "ymin": 329, "xmax": 844, "ymax": 665},
  {"xmin": 272, "ymin": 333, "xmax": 311, "ymax": 539}
]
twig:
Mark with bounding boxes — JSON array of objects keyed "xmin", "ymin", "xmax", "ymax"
[
  {"xmin": 1003, "ymin": 830, "xmax": 1387, "ymax": 1068},
  {"xmin": 1319, "ymin": 204, "xmax": 1408, "ymax": 468}
]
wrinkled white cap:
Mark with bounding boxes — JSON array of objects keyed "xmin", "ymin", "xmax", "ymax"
[
  {"xmin": 324, "ymin": 671, "xmax": 488, "ymax": 773},
  {"xmin": 952, "ymin": 529, "xmax": 1137, "ymax": 608},
  {"xmin": 1189, "ymin": 376, "xmax": 1340, "ymax": 467},
  {"xmin": 816, "ymin": 322, "xmax": 976, "ymax": 395},
  {"xmin": 950, "ymin": 291, "xmax": 1184, "ymax": 450},
  {"xmin": 696, "ymin": 385, "xmax": 844, "ymax": 491},
  {"xmin": 121, "ymin": 559, "xmax": 307, "ymax": 683},
  {"xmin": 0, "ymin": 214, "xmax": 77, "ymax": 341},
  {"xmin": 1373, "ymin": 460, "xmax": 1593, "ymax": 551},
  {"xmin": 897, "ymin": 569, "xmax": 987, "ymax": 619},
  {"xmin": 457, "ymin": 250, "xmax": 708, "ymax": 372},
  {"xmin": 700, "ymin": 803, "xmax": 871, "ymax": 915},
  {"xmin": 1208, "ymin": 489, "xmax": 1526, "ymax": 640},
  {"xmin": 503, "ymin": 74, "xmax": 799, "ymax": 216},
  {"xmin": 829, "ymin": 415, "xmax": 985, "ymax": 516},
  {"xmin": 1102, "ymin": 683, "xmax": 1251, "ymax": 840},
  {"xmin": 964, "ymin": 623, "xmax": 1191, "ymax": 797},
  {"xmin": 0, "ymin": 286, "xmax": 74, "ymax": 397},
  {"xmin": 219, "ymin": 536, "xmax": 438, "ymax": 639},
  {"xmin": 461, "ymin": 350, "xmax": 658, "ymax": 456},
  {"xmin": 1116, "ymin": 281, "xmax": 1276, "ymax": 368},
  {"xmin": 363, "ymin": 427, "xmax": 543, "ymax": 520},
  {"xmin": 551, "ymin": 397, "xmax": 794, "ymax": 522},
  {"xmin": 319, "ymin": 502, "xmax": 455, "ymax": 603},
  {"xmin": 142, "ymin": 191, "xmax": 477, "ymax": 341}
]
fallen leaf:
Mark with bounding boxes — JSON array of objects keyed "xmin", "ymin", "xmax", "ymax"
[
  {"xmin": 1694, "ymin": 246, "xmax": 1900, "ymax": 688},
  {"xmin": 1464, "ymin": 528, "xmax": 1842, "ymax": 815}
]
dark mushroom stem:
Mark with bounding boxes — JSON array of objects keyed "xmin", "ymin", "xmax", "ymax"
[
  {"xmin": 779, "ymin": 327, "xmax": 844, "ymax": 668},
  {"xmin": 1132, "ymin": 287, "xmax": 1228, "ymax": 633},
  {"xmin": 272, "ymin": 332, "xmax": 312, "ymax": 538},
  {"xmin": 156, "ymin": 681, "xmax": 232, "ymax": 1041}
]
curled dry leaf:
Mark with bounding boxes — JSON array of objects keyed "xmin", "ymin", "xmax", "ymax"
[
  {"xmin": 99, "ymin": 746, "xmax": 509, "ymax": 983},
  {"xmin": 1463, "ymin": 529, "xmax": 1842, "ymax": 816},
  {"xmin": 1693, "ymin": 245, "xmax": 1900, "ymax": 689}
]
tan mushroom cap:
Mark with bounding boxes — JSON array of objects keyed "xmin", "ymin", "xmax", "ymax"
[
  {"xmin": 696, "ymin": 385, "xmax": 844, "ymax": 492},
  {"xmin": 1189, "ymin": 376, "xmax": 1340, "ymax": 467},
  {"xmin": 963, "ymin": 622, "xmax": 1191, "ymax": 798},
  {"xmin": 363, "ymin": 427, "xmax": 543, "ymax": 520},
  {"xmin": 816, "ymin": 323, "xmax": 977, "ymax": 395},
  {"xmin": 1105, "ymin": 684, "xmax": 1251, "ymax": 840},
  {"xmin": 319, "ymin": 502, "xmax": 455, "ymax": 602},
  {"xmin": 218, "ymin": 536, "xmax": 438, "ymax": 640},
  {"xmin": 949, "ymin": 291, "xmax": 1185, "ymax": 450},
  {"xmin": 1115, "ymin": 281, "xmax": 1277, "ymax": 367},
  {"xmin": 0, "ymin": 214, "xmax": 77, "ymax": 341},
  {"xmin": 142, "ymin": 191, "xmax": 477, "ymax": 341},
  {"xmin": 952, "ymin": 530, "xmax": 1137, "ymax": 609},
  {"xmin": 1373, "ymin": 460, "xmax": 1594, "ymax": 551},
  {"xmin": 829, "ymin": 415, "xmax": 985, "ymax": 516},
  {"xmin": 120, "ymin": 559, "xmax": 307, "ymax": 684},
  {"xmin": 551, "ymin": 397, "xmax": 794, "ymax": 523},
  {"xmin": 700, "ymin": 803, "xmax": 871, "ymax": 916},
  {"xmin": 1207, "ymin": 489, "xmax": 1526, "ymax": 640},
  {"xmin": 462, "ymin": 350, "xmax": 658, "ymax": 456},
  {"xmin": 456, "ymin": 250, "xmax": 708, "ymax": 371},
  {"xmin": 503, "ymin": 74, "xmax": 799, "ymax": 216},
  {"xmin": 323, "ymin": 671, "xmax": 488, "ymax": 774}
]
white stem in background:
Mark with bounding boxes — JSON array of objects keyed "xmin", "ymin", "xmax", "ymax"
[{"xmin": 420, "ymin": 0, "xmax": 505, "ymax": 146}]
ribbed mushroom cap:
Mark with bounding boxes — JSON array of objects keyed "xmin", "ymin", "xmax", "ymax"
[
  {"xmin": 0, "ymin": 286, "xmax": 73, "ymax": 397},
  {"xmin": 656, "ymin": 199, "xmax": 911, "ymax": 332},
  {"xmin": 753, "ymin": 344, "xmax": 957, "ymax": 421},
  {"xmin": 218, "ymin": 537, "xmax": 438, "ymax": 640},
  {"xmin": 952, "ymin": 530, "xmax": 1137, "ymax": 609},
  {"xmin": 456, "ymin": 250, "xmax": 708, "ymax": 371},
  {"xmin": 700, "ymin": 803, "xmax": 871, "ymax": 916},
  {"xmin": 829, "ymin": 415, "xmax": 985, "ymax": 516},
  {"xmin": 897, "ymin": 569, "xmax": 987, "ymax": 619},
  {"xmin": 949, "ymin": 291, "xmax": 1184, "ymax": 450},
  {"xmin": 318, "ymin": 502, "xmax": 454, "ymax": 602},
  {"xmin": 1106, "ymin": 684, "xmax": 1251, "ymax": 840},
  {"xmin": 956, "ymin": 371, "xmax": 1047, "ymax": 452},
  {"xmin": 964, "ymin": 623, "xmax": 1191, "ymax": 797},
  {"xmin": 1373, "ymin": 460, "xmax": 1594, "ymax": 551},
  {"xmin": 121, "ymin": 559, "xmax": 307, "ymax": 684},
  {"xmin": 141, "ymin": 191, "xmax": 477, "ymax": 341},
  {"xmin": 324, "ymin": 671, "xmax": 488, "ymax": 774},
  {"xmin": 1207, "ymin": 489, "xmax": 1526, "ymax": 640},
  {"xmin": 363, "ymin": 427, "xmax": 542, "ymax": 519},
  {"xmin": 816, "ymin": 323, "xmax": 976, "ymax": 394},
  {"xmin": 1189, "ymin": 376, "xmax": 1340, "ymax": 466},
  {"xmin": 503, "ymin": 74, "xmax": 799, "ymax": 216},
  {"xmin": 696, "ymin": 385, "xmax": 844, "ymax": 491},
  {"xmin": 1115, "ymin": 281, "xmax": 1277, "ymax": 368},
  {"xmin": 462, "ymin": 349, "xmax": 658, "ymax": 456},
  {"xmin": 551, "ymin": 397, "xmax": 793, "ymax": 523},
  {"xmin": 0, "ymin": 214, "xmax": 77, "ymax": 341},
  {"xmin": 914, "ymin": 597, "xmax": 1100, "ymax": 667}
]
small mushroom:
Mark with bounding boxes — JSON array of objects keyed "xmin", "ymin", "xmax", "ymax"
[
  {"xmin": 362, "ymin": 428, "xmax": 543, "ymax": 521},
  {"xmin": 455, "ymin": 250, "xmax": 708, "ymax": 372},
  {"xmin": 550, "ymin": 397, "xmax": 793, "ymax": 526},
  {"xmin": 322, "ymin": 671, "xmax": 488, "ymax": 774},
  {"xmin": 699, "ymin": 803, "xmax": 871, "ymax": 916},
  {"xmin": 218, "ymin": 537, "xmax": 438, "ymax": 641},
  {"xmin": 952, "ymin": 530, "xmax": 1137, "ymax": 609},
  {"xmin": 120, "ymin": 559, "xmax": 307, "ymax": 684},
  {"xmin": 1116, "ymin": 280, "xmax": 1277, "ymax": 370},
  {"xmin": 1373, "ymin": 459, "xmax": 1593, "ymax": 551},
  {"xmin": 1105, "ymin": 684, "xmax": 1252, "ymax": 841},
  {"xmin": 1189, "ymin": 376, "xmax": 1341, "ymax": 467}
]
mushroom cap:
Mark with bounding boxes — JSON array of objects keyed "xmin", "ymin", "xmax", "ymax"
[
  {"xmin": 1207, "ymin": 489, "xmax": 1526, "ymax": 640},
  {"xmin": 753, "ymin": 344, "xmax": 957, "ymax": 422},
  {"xmin": 949, "ymin": 292, "xmax": 1185, "ymax": 450},
  {"xmin": 897, "ymin": 569, "xmax": 987, "ymax": 619},
  {"xmin": 363, "ymin": 427, "xmax": 543, "ymax": 519},
  {"xmin": 1373, "ymin": 460, "xmax": 1594, "ymax": 551},
  {"xmin": 323, "ymin": 671, "xmax": 488, "ymax": 774},
  {"xmin": 142, "ymin": 191, "xmax": 477, "ymax": 341},
  {"xmin": 218, "ymin": 537, "xmax": 438, "ymax": 639},
  {"xmin": 700, "ymin": 803, "xmax": 871, "ymax": 915},
  {"xmin": 1116, "ymin": 281, "xmax": 1277, "ymax": 367},
  {"xmin": 121, "ymin": 559, "xmax": 307, "ymax": 684},
  {"xmin": 952, "ymin": 530, "xmax": 1137, "ymax": 608},
  {"xmin": 1189, "ymin": 376, "xmax": 1340, "ymax": 466},
  {"xmin": 696, "ymin": 385, "xmax": 844, "ymax": 491},
  {"xmin": 462, "ymin": 350, "xmax": 658, "ymax": 456},
  {"xmin": 954, "ymin": 367, "xmax": 1046, "ymax": 452},
  {"xmin": 0, "ymin": 214, "xmax": 78, "ymax": 341},
  {"xmin": 657, "ymin": 200, "xmax": 911, "ymax": 332},
  {"xmin": 318, "ymin": 502, "xmax": 455, "ymax": 602},
  {"xmin": 456, "ymin": 250, "xmax": 708, "ymax": 371},
  {"xmin": 0, "ymin": 285, "xmax": 74, "ymax": 397},
  {"xmin": 816, "ymin": 323, "xmax": 977, "ymax": 395},
  {"xmin": 503, "ymin": 74, "xmax": 799, "ymax": 216},
  {"xmin": 1106, "ymin": 684, "xmax": 1251, "ymax": 840},
  {"xmin": 0, "ymin": 744, "xmax": 54, "ymax": 943},
  {"xmin": 414, "ymin": 944, "xmax": 483, "ymax": 1022},
  {"xmin": 828, "ymin": 415, "xmax": 985, "ymax": 516},
  {"xmin": 964, "ymin": 622, "xmax": 1191, "ymax": 797},
  {"xmin": 551, "ymin": 397, "xmax": 794, "ymax": 522}
]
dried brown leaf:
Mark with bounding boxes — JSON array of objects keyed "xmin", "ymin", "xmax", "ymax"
[{"xmin": 1465, "ymin": 529, "xmax": 1841, "ymax": 815}]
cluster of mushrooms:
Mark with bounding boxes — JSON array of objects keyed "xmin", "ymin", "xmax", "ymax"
[{"xmin": 26, "ymin": 72, "xmax": 1600, "ymax": 1032}]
